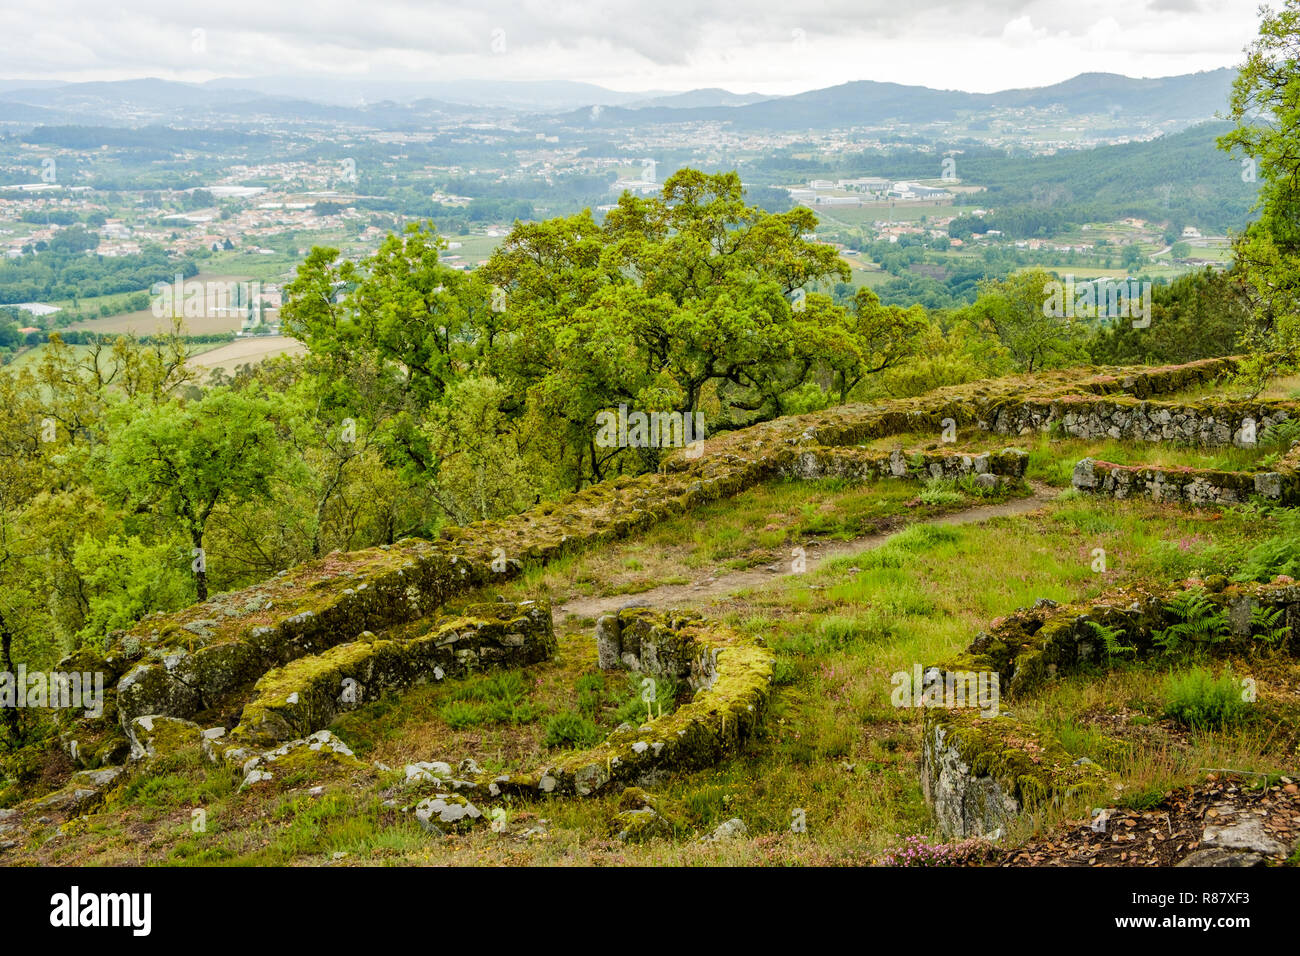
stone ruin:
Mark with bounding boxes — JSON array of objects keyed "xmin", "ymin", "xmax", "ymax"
[{"xmin": 2, "ymin": 354, "xmax": 1296, "ymax": 856}]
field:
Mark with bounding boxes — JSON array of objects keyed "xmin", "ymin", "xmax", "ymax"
[
  {"xmin": 185, "ymin": 335, "xmax": 306, "ymax": 377},
  {"xmin": 64, "ymin": 272, "xmax": 259, "ymax": 336}
]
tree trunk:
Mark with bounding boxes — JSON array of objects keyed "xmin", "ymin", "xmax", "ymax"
[
  {"xmin": 192, "ymin": 531, "xmax": 208, "ymax": 603},
  {"xmin": 0, "ymin": 611, "xmax": 21, "ymax": 745}
]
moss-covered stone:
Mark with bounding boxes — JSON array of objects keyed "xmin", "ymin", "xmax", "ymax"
[
  {"xmin": 126, "ymin": 715, "xmax": 203, "ymax": 762},
  {"xmin": 609, "ymin": 787, "xmax": 678, "ymax": 843},
  {"xmin": 923, "ymin": 707, "xmax": 1111, "ymax": 839},
  {"xmin": 232, "ymin": 601, "xmax": 554, "ymax": 745}
]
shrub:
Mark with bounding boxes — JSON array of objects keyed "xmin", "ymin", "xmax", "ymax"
[
  {"xmin": 1163, "ymin": 667, "xmax": 1250, "ymax": 730},
  {"xmin": 917, "ymin": 477, "xmax": 963, "ymax": 506},
  {"xmin": 542, "ymin": 711, "xmax": 604, "ymax": 749}
]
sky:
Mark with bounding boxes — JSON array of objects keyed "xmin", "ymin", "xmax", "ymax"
[{"xmin": 0, "ymin": 0, "xmax": 1268, "ymax": 94}]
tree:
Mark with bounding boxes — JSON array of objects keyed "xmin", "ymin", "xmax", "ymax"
[
  {"xmin": 960, "ymin": 270, "xmax": 1090, "ymax": 373},
  {"xmin": 823, "ymin": 287, "xmax": 926, "ymax": 402},
  {"xmin": 99, "ymin": 388, "xmax": 292, "ymax": 601},
  {"xmin": 1089, "ymin": 267, "xmax": 1250, "ymax": 366},
  {"xmin": 480, "ymin": 169, "xmax": 853, "ymax": 483},
  {"xmin": 1218, "ymin": 0, "xmax": 1300, "ymax": 389}
]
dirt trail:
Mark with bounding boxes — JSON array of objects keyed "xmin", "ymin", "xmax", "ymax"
[{"xmin": 554, "ymin": 485, "xmax": 1060, "ymax": 621}]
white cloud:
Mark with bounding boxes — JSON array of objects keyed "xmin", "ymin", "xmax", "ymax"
[
  {"xmin": 1002, "ymin": 16, "xmax": 1048, "ymax": 46},
  {"xmin": 0, "ymin": 0, "xmax": 1267, "ymax": 94}
]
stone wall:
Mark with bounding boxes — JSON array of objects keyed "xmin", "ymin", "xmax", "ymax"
[
  {"xmin": 1072, "ymin": 443, "xmax": 1300, "ymax": 507},
  {"xmin": 232, "ymin": 601, "xmax": 555, "ymax": 746},
  {"xmin": 921, "ymin": 578, "xmax": 1300, "ymax": 837},
  {"xmin": 1073, "ymin": 458, "xmax": 1300, "ymax": 506},
  {"xmin": 779, "ymin": 447, "xmax": 1028, "ymax": 488},
  {"xmin": 923, "ymin": 707, "xmax": 1107, "ymax": 840},
  {"xmin": 204, "ymin": 608, "xmax": 774, "ymax": 804},
  {"xmin": 988, "ymin": 396, "xmax": 1294, "ymax": 446}
]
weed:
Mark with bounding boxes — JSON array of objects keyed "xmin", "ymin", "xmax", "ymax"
[
  {"xmin": 542, "ymin": 711, "xmax": 604, "ymax": 749},
  {"xmin": 1163, "ymin": 667, "xmax": 1251, "ymax": 730}
]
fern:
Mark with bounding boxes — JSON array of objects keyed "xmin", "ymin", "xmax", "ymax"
[
  {"xmin": 1152, "ymin": 588, "xmax": 1230, "ymax": 656},
  {"xmin": 1250, "ymin": 605, "xmax": 1290, "ymax": 644},
  {"xmin": 1086, "ymin": 620, "xmax": 1135, "ymax": 659},
  {"xmin": 1260, "ymin": 417, "xmax": 1300, "ymax": 451}
]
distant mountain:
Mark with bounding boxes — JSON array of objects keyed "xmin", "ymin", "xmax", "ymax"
[
  {"xmin": 201, "ymin": 76, "xmax": 665, "ymax": 110},
  {"xmin": 624, "ymin": 88, "xmax": 774, "ymax": 109},
  {"xmin": 0, "ymin": 69, "xmax": 1238, "ymax": 131},
  {"xmin": 987, "ymin": 70, "xmax": 1236, "ymax": 120},
  {"xmin": 0, "ymin": 78, "xmax": 260, "ymax": 110},
  {"xmin": 562, "ymin": 69, "xmax": 1237, "ymax": 131}
]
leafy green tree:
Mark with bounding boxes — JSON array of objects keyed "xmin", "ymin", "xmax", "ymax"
[
  {"xmin": 99, "ymin": 389, "xmax": 292, "ymax": 601},
  {"xmin": 1089, "ymin": 267, "xmax": 1250, "ymax": 366},
  {"xmin": 823, "ymin": 287, "xmax": 927, "ymax": 402},
  {"xmin": 481, "ymin": 169, "xmax": 856, "ymax": 482},
  {"xmin": 421, "ymin": 376, "xmax": 538, "ymax": 523},
  {"xmin": 1218, "ymin": 0, "xmax": 1300, "ymax": 389},
  {"xmin": 959, "ymin": 270, "xmax": 1090, "ymax": 373}
]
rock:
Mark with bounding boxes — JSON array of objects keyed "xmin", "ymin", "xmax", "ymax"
[
  {"xmin": 240, "ymin": 769, "xmax": 273, "ymax": 791},
  {"xmin": 1072, "ymin": 458, "xmax": 1097, "ymax": 490},
  {"xmin": 1201, "ymin": 817, "xmax": 1289, "ymax": 857},
  {"xmin": 126, "ymin": 714, "xmax": 202, "ymax": 762},
  {"xmin": 69, "ymin": 767, "xmax": 124, "ymax": 789},
  {"xmin": 610, "ymin": 787, "xmax": 676, "ymax": 843},
  {"xmin": 702, "ymin": 818, "xmax": 747, "ymax": 843},
  {"xmin": 1176, "ymin": 847, "xmax": 1265, "ymax": 867},
  {"xmin": 117, "ymin": 662, "xmax": 202, "ymax": 726},
  {"xmin": 1254, "ymin": 472, "xmax": 1284, "ymax": 499},
  {"xmin": 414, "ymin": 794, "xmax": 482, "ymax": 833},
  {"xmin": 922, "ymin": 723, "xmax": 1019, "ymax": 840},
  {"xmin": 29, "ymin": 787, "xmax": 103, "ymax": 816},
  {"xmin": 595, "ymin": 614, "xmax": 622, "ymax": 670},
  {"xmin": 613, "ymin": 806, "xmax": 672, "ymax": 843},
  {"xmin": 405, "ymin": 761, "xmax": 452, "ymax": 784},
  {"xmin": 255, "ymin": 731, "xmax": 362, "ymax": 777}
]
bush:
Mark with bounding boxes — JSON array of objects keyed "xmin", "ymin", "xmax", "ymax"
[
  {"xmin": 542, "ymin": 711, "xmax": 605, "ymax": 749},
  {"xmin": 1234, "ymin": 510, "xmax": 1300, "ymax": 581},
  {"xmin": 1163, "ymin": 667, "xmax": 1250, "ymax": 730},
  {"xmin": 917, "ymin": 477, "xmax": 963, "ymax": 506}
]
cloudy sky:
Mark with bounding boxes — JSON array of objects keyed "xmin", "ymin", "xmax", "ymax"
[{"xmin": 1, "ymin": 0, "xmax": 1267, "ymax": 94}]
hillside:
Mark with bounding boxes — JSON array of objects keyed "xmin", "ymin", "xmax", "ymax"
[{"xmin": 3, "ymin": 357, "xmax": 1298, "ymax": 868}]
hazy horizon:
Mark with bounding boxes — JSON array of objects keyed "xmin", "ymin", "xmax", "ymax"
[{"xmin": 0, "ymin": 0, "xmax": 1261, "ymax": 96}]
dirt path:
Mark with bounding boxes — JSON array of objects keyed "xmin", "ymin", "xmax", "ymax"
[{"xmin": 554, "ymin": 485, "xmax": 1059, "ymax": 621}]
